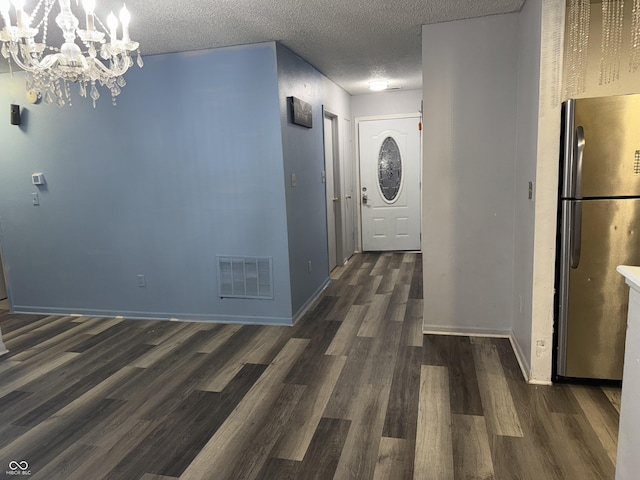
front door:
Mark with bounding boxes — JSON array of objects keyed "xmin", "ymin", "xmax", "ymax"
[{"xmin": 359, "ymin": 116, "xmax": 421, "ymax": 251}]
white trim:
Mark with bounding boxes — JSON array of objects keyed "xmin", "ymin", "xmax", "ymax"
[
  {"xmin": 355, "ymin": 113, "xmax": 422, "ymax": 123},
  {"xmin": 422, "ymin": 325, "xmax": 511, "ymax": 337},
  {"xmin": 508, "ymin": 333, "xmax": 534, "ymax": 384},
  {"xmin": 0, "ymin": 327, "xmax": 6, "ymax": 356},
  {"xmin": 11, "ymin": 306, "xmax": 297, "ymax": 327},
  {"xmin": 527, "ymin": 379, "xmax": 553, "ymax": 386}
]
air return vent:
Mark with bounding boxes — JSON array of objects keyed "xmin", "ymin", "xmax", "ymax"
[{"xmin": 217, "ymin": 256, "xmax": 273, "ymax": 299}]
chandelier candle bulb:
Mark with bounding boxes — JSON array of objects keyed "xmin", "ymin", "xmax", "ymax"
[
  {"xmin": 82, "ymin": 0, "xmax": 95, "ymax": 31},
  {"xmin": 11, "ymin": 0, "xmax": 25, "ymax": 28},
  {"xmin": 0, "ymin": 0, "xmax": 11, "ymax": 29},
  {"xmin": 107, "ymin": 11, "xmax": 117, "ymax": 45},
  {"xmin": 119, "ymin": 4, "xmax": 129, "ymax": 43}
]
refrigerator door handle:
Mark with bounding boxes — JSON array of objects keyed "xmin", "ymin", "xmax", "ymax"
[
  {"xmin": 570, "ymin": 201, "xmax": 582, "ymax": 269},
  {"xmin": 574, "ymin": 125, "xmax": 585, "ymax": 199}
]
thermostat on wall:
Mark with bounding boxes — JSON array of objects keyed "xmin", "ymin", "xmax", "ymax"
[{"xmin": 31, "ymin": 173, "xmax": 44, "ymax": 185}]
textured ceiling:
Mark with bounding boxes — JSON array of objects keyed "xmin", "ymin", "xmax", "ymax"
[{"xmin": 1, "ymin": 0, "xmax": 526, "ymax": 95}]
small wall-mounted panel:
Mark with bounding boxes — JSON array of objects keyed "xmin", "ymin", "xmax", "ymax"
[
  {"xmin": 10, "ymin": 104, "xmax": 20, "ymax": 126},
  {"xmin": 31, "ymin": 173, "xmax": 44, "ymax": 185}
]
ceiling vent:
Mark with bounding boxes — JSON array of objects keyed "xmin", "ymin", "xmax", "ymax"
[{"xmin": 217, "ymin": 256, "xmax": 273, "ymax": 299}]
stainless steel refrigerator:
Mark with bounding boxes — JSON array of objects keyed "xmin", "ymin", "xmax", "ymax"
[{"xmin": 556, "ymin": 94, "xmax": 640, "ymax": 381}]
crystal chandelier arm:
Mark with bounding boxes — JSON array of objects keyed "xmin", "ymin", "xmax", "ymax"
[
  {"xmin": 8, "ymin": 43, "xmax": 37, "ymax": 69},
  {"xmin": 9, "ymin": 42, "xmax": 59, "ymax": 71},
  {"xmin": 89, "ymin": 52, "xmax": 131, "ymax": 77}
]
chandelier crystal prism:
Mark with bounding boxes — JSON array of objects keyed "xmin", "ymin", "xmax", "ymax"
[{"xmin": 0, "ymin": 0, "xmax": 143, "ymax": 107}]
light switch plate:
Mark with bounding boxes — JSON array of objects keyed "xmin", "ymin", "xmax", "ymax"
[
  {"xmin": 291, "ymin": 174, "xmax": 297, "ymax": 187},
  {"xmin": 32, "ymin": 193, "xmax": 39, "ymax": 205}
]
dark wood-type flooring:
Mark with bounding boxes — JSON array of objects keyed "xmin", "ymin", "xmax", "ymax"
[{"xmin": 0, "ymin": 252, "xmax": 620, "ymax": 479}]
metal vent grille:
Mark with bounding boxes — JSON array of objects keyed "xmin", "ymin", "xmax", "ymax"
[
  {"xmin": 635, "ymin": 150, "xmax": 640, "ymax": 175},
  {"xmin": 217, "ymin": 256, "xmax": 273, "ymax": 299}
]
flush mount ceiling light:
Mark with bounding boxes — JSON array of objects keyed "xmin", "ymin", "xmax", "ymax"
[
  {"xmin": 369, "ymin": 79, "xmax": 388, "ymax": 91},
  {"xmin": 0, "ymin": 0, "xmax": 143, "ymax": 107}
]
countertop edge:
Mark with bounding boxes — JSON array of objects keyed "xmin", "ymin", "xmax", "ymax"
[{"xmin": 617, "ymin": 265, "xmax": 640, "ymax": 292}]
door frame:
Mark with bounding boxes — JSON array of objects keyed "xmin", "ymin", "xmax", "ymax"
[
  {"xmin": 355, "ymin": 113, "xmax": 423, "ymax": 252},
  {"xmin": 0, "ymin": 225, "xmax": 9, "ymax": 303},
  {"xmin": 323, "ymin": 110, "xmax": 344, "ymax": 271}
]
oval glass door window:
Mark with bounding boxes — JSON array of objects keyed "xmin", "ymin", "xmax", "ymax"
[{"xmin": 378, "ymin": 137, "xmax": 402, "ymax": 202}]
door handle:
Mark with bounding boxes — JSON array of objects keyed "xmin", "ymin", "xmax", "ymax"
[
  {"xmin": 346, "ymin": 195, "xmax": 352, "ymax": 199},
  {"xmin": 574, "ymin": 126, "xmax": 585, "ymax": 199},
  {"xmin": 332, "ymin": 197, "xmax": 340, "ymax": 203},
  {"xmin": 362, "ymin": 193, "xmax": 368, "ymax": 204},
  {"xmin": 570, "ymin": 201, "xmax": 582, "ymax": 269}
]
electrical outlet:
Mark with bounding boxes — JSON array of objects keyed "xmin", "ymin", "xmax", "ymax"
[
  {"xmin": 528, "ymin": 181, "xmax": 533, "ymax": 200},
  {"xmin": 308, "ymin": 261, "xmax": 312, "ymax": 273},
  {"xmin": 291, "ymin": 174, "xmax": 297, "ymax": 187},
  {"xmin": 137, "ymin": 274, "xmax": 146, "ymax": 287}
]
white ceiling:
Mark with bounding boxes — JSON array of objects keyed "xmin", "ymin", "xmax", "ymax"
[{"xmin": 1, "ymin": 0, "xmax": 527, "ymax": 95}]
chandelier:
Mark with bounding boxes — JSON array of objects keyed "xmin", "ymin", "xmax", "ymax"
[{"xmin": 0, "ymin": 0, "xmax": 143, "ymax": 107}]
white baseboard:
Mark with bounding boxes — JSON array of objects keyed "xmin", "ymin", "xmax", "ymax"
[
  {"xmin": 12, "ymin": 278, "xmax": 333, "ymax": 328},
  {"xmin": 422, "ymin": 325, "xmax": 511, "ymax": 337},
  {"xmin": 11, "ymin": 306, "xmax": 294, "ymax": 326},
  {"xmin": 0, "ymin": 326, "xmax": 6, "ymax": 356},
  {"xmin": 508, "ymin": 334, "xmax": 531, "ymax": 383},
  {"xmin": 291, "ymin": 277, "xmax": 331, "ymax": 325}
]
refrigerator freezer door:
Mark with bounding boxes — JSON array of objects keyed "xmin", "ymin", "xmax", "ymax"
[
  {"xmin": 573, "ymin": 95, "xmax": 640, "ymax": 198},
  {"xmin": 559, "ymin": 198, "xmax": 640, "ymax": 380}
]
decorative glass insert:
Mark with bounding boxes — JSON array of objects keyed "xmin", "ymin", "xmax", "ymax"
[{"xmin": 378, "ymin": 137, "xmax": 402, "ymax": 202}]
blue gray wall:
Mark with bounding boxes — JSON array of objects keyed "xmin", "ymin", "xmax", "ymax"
[
  {"xmin": 276, "ymin": 44, "xmax": 330, "ymax": 317},
  {"xmin": 0, "ymin": 42, "xmax": 304, "ymax": 324}
]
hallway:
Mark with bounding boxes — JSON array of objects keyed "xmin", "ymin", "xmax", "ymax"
[{"xmin": 0, "ymin": 252, "xmax": 619, "ymax": 479}]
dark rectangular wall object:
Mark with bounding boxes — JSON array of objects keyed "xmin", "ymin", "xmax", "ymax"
[
  {"xmin": 289, "ymin": 96, "xmax": 312, "ymax": 128},
  {"xmin": 10, "ymin": 104, "xmax": 20, "ymax": 126}
]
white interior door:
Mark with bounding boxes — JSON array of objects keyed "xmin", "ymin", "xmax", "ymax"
[
  {"xmin": 324, "ymin": 116, "xmax": 338, "ymax": 270},
  {"xmin": 359, "ymin": 117, "xmax": 421, "ymax": 251}
]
